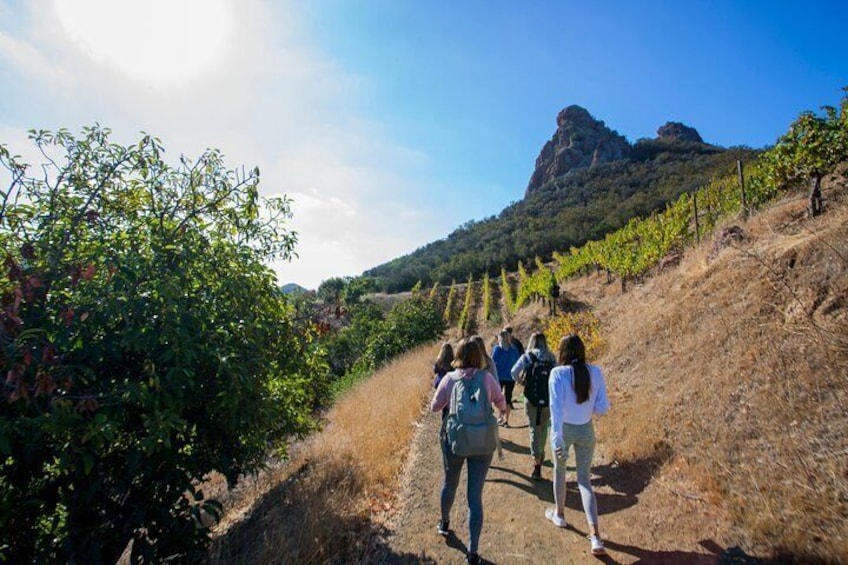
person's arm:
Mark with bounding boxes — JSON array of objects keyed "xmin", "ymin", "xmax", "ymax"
[
  {"xmin": 487, "ymin": 357, "xmax": 499, "ymax": 380},
  {"xmin": 592, "ymin": 366, "xmax": 611, "ymax": 416},
  {"xmin": 549, "ymin": 367, "xmax": 566, "ymax": 453},
  {"xmin": 510, "ymin": 353, "xmax": 528, "ymax": 381},
  {"xmin": 430, "ymin": 376, "xmax": 452, "ymax": 412},
  {"xmin": 484, "ymin": 372, "xmax": 508, "ymax": 412}
]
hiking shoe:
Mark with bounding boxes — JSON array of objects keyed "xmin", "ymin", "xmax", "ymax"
[
  {"xmin": 545, "ymin": 507, "xmax": 566, "ymax": 528},
  {"xmin": 436, "ymin": 519, "xmax": 449, "ymax": 536},
  {"xmin": 589, "ymin": 534, "xmax": 607, "ymax": 555},
  {"xmin": 466, "ymin": 552, "xmax": 481, "ymax": 565},
  {"xmin": 531, "ymin": 464, "xmax": 542, "ymax": 481}
]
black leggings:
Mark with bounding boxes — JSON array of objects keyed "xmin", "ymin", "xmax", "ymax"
[{"xmin": 500, "ymin": 381, "xmax": 515, "ymax": 407}]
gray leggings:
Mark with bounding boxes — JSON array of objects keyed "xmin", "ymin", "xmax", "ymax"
[
  {"xmin": 552, "ymin": 421, "xmax": 598, "ymax": 527},
  {"xmin": 525, "ymin": 401, "xmax": 550, "ymax": 463},
  {"xmin": 440, "ymin": 439, "xmax": 493, "ymax": 554}
]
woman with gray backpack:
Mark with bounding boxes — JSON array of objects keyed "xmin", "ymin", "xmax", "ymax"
[
  {"xmin": 430, "ymin": 337, "xmax": 507, "ymax": 565},
  {"xmin": 510, "ymin": 331, "xmax": 556, "ymax": 480}
]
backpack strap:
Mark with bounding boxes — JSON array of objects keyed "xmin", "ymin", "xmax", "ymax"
[
  {"xmin": 526, "ymin": 352, "xmax": 543, "ymax": 426},
  {"xmin": 449, "ymin": 372, "xmax": 464, "ymax": 417}
]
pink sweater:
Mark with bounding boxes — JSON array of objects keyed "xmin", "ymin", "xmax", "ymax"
[{"xmin": 430, "ymin": 368, "xmax": 508, "ymax": 413}]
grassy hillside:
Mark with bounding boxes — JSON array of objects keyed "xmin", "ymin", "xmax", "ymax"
[
  {"xmin": 366, "ymin": 142, "xmax": 758, "ymax": 292},
  {"xmin": 206, "ymin": 176, "xmax": 846, "ymax": 563},
  {"xmin": 587, "ymin": 177, "xmax": 848, "ymax": 560}
]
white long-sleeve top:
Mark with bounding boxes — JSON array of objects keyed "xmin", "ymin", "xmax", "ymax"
[{"xmin": 549, "ymin": 363, "xmax": 610, "ymax": 449}]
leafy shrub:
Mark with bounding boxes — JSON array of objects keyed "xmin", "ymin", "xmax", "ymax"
[
  {"xmin": 354, "ymin": 296, "xmax": 445, "ymax": 376},
  {"xmin": 0, "ymin": 128, "xmax": 325, "ymax": 563},
  {"xmin": 543, "ymin": 312, "xmax": 605, "ymax": 359}
]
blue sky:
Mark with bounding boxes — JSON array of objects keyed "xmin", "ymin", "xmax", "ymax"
[{"xmin": 1, "ymin": 0, "xmax": 846, "ymax": 289}]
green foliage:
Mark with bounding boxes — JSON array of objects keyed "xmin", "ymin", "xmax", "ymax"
[
  {"xmin": 517, "ymin": 257, "xmax": 556, "ymax": 304},
  {"xmin": 457, "ymin": 274, "xmax": 474, "ymax": 334},
  {"xmin": 0, "ymin": 127, "xmax": 325, "ymax": 563},
  {"xmin": 427, "ymin": 281, "xmax": 440, "ymax": 302},
  {"xmin": 761, "ymin": 89, "xmax": 848, "ymax": 187},
  {"xmin": 514, "ymin": 261, "xmax": 530, "ymax": 309},
  {"xmin": 317, "ymin": 275, "xmax": 374, "ymax": 317},
  {"xmin": 443, "ymin": 279, "xmax": 457, "ymax": 324},
  {"xmin": 352, "ymin": 295, "xmax": 445, "ymax": 377},
  {"xmin": 364, "ymin": 143, "xmax": 757, "ymax": 292},
  {"xmin": 321, "ymin": 301, "xmax": 385, "ymax": 379},
  {"xmin": 500, "ymin": 267, "xmax": 515, "ymax": 315}
]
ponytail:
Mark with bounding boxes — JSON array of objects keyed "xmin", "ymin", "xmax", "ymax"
[
  {"xmin": 557, "ymin": 334, "xmax": 590, "ymax": 404},
  {"xmin": 570, "ymin": 359, "xmax": 590, "ymax": 404}
]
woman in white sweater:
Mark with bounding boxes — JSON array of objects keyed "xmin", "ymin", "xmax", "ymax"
[{"xmin": 546, "ymin": 334, "xmax": 610, "ymax": 556}]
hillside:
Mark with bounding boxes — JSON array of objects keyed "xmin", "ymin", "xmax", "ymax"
[
  {"xmin": 365, "ymin": 106, "xmax": 758, "ymax": 293},
  {"xmin": 377, "ymin": 178, "xmax": 847, "ymax": 563},
  {"xmin": 208, "ymin": 178, "xmax": 846, "ymax": 563}
]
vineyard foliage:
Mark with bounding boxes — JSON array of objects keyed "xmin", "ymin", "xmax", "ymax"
[
  {"xmin": 438, "ymin": 90, "xmax": 848, "ymax": 331},
  {"xmin": 543, "ymin": 312, "xmax": 605, "ymax": 359},
  {"xmin": 481, "ymin": 272, "xmax": 492, "ymax": 322},
  {"xmin": 0, "ymin": 128, "xmax": 326, "ymax": 563},
  {"xmin": 443, "ymin": 279, "xmax": 456, "ymax": 323},
  {"xmin": 457, "ymin": 274, "xmax": 475, "ymax": 334},
  {"xmin": 547, "ymin": 91, "xmax": 848, "ymax": 290},
  {"xmin": 500, "ymin": 267, "xmax": 515, "ymax": 315}
]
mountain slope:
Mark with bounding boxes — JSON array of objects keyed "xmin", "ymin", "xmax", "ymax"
[
  {"xmin": 583, "ymin": 177, "xmax": 848, "ymax": 560},
  {"xmin": 365, "ymin": 106, "xmax": 758, "ymax": 293},
  {"xmin": 207, "ymin": 177, "xmax": 846, "ymax": 564}
]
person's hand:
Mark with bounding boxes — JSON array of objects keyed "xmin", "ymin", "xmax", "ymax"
[{"xmin": 554, "ymin": 444, "xmax": 564, "ymax": 460}]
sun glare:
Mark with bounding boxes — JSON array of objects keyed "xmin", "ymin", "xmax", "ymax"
[{"xmin": 52, "ymin": 0, "xmax": 233, "ymax": 87}]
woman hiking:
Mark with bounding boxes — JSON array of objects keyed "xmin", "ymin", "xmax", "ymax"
[
  {"xmin": 431, "ymin": 337, "xmax": 507, "ymax": 565},
  {"xmin": 432, "ymin": 342, "xmax": 454, "ymax": 389},
  {"xmin": 491, "ymin": 329, "xmax": 520, "ymax": 427},
  {"xmin": 510, "ymin": 331, "xmax": 556, "ymax": 480},
  {"xmin": 546, "ymin": 334, "xmax": 610, "ymax": 556}
]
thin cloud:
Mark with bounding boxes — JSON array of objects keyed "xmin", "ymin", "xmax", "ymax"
[{"xmin": 1, "ymin": 0, "xmax": 452, "ymax": 289}]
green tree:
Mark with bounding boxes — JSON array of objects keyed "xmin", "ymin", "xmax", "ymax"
[
  {"xmin": 763, "ymin": 90, "xmax": 848, "ymax": 215},
  {"xmin": 0, "ymin": 127, "xmax": 325, "ymax": 563},
  {"xmin": 354, "ymin": 295, "xmax": 445, "ymax": 374}
]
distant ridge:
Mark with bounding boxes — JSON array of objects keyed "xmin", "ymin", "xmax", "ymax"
[
  {"xmin": 363, "ymin": 104, "xmax": 752, "ymax": 293},
  {"xmin": 525, "ymin": 105, "xmax": 707, "ymax": 196},
  {"xmin": 281, "ymin": 283, "xmax": 309, "ymax": 294}
]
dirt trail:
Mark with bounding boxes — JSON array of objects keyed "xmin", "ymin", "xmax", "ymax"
[{"xmin": 373, "ymin": 395, "xmax": 736, "ymax": 564}]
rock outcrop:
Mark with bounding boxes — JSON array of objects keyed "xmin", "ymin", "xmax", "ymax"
[
  {"xmin": 656, "ymin": 121, "xmax": 703, "ymax": 143},
  {"xmin": 525, "ymin": 105, "xmax": 631, "ymax": 195}
]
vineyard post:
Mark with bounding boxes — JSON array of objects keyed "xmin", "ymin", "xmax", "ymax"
[
  {"xmin": 737, "ymin": 160, "xmax": 748, "ymax": 218},
  {"xmin": 810, "ymin": 175, "xmax": 823, "ymax": 217},
  {"xmin": 693, "ymin": 192, "xmax": 700, "ymax": 244}
]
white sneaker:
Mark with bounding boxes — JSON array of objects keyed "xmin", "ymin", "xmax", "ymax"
[
  {"xmin": 589, "ymin": 534, "xmax": 607, "ymax": 555},
  {"xmin": 545, "ymin": 508, "xmax": 566, "ymax": 528}
]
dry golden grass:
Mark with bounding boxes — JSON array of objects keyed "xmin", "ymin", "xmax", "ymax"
[
  {"xmin": 579, "ymin": 182, "xmax": 848, "ymax": 562},
  {"xmin": 208, "ymin": 341, "xmax": 441, "ymax": 564}
]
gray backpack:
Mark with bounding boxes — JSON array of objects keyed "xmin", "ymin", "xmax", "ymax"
[{"xmin": 444, "ymin": 370, "xmax": 498, "ymax": 457}]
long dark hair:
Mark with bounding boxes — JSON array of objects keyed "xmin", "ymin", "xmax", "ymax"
[
  {"xmin": 435, "ymin": 342, "xmax": 454, "ymax": 373},
  {"xmin": 558, "ymin": 334, "xmax": 589, "ymax": 404}
]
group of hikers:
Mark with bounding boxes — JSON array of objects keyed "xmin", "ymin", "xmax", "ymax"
[{"xmin": 430, "ymin": 327, "xmax": 610, "ymax": 564}]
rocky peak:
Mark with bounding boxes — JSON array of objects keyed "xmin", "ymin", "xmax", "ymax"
[
  {"xmin": 526, "ymin": 105, "xmax": 631, "ymax": 195},
  {"xmin": 656, "ymin": 121, "xmax": 703, "ymax": 143}
]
